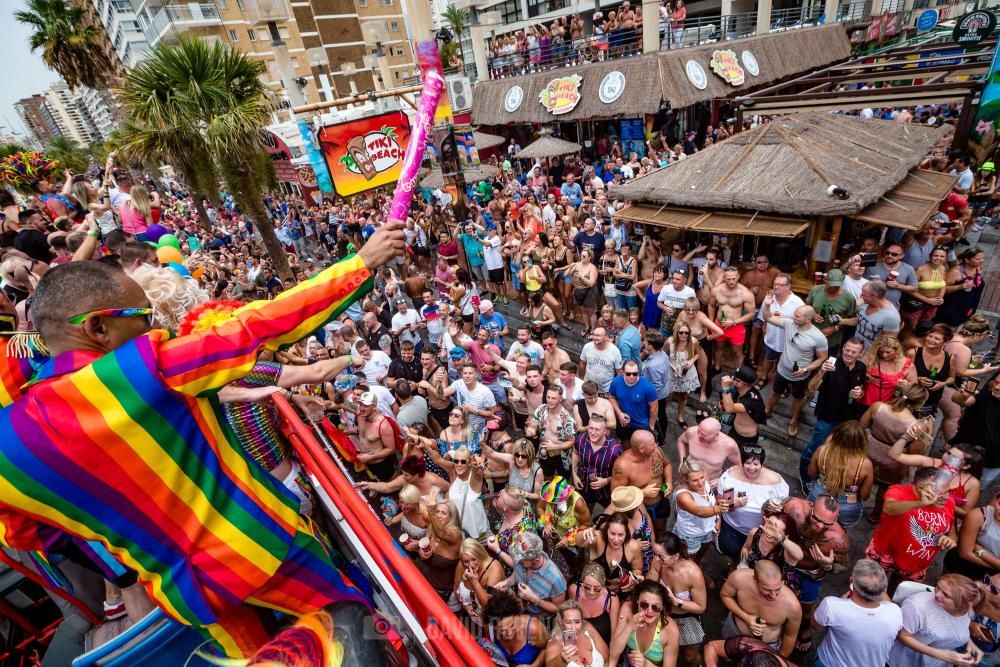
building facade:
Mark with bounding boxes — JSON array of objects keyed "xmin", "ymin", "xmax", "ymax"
[{"xmin": 13, "ymin": 95, "xmax": 62, "ymax": 147}]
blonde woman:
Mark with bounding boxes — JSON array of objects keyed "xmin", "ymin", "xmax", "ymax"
[
  {"xmin": 665, "ymin": 321, "xmax": 700, "ymax": 425},
  {"xmin": 941, "ymin": 314, "xmax": 995, "ymax": 440},
  {"xmin": 545, "ymin": 599, "xmax": 610, "ymax": 667},
  {"xmin": 860, "ymin": 384, "xmax": 929, "ymax": 521},
  {"xmin": 673, "ymin": 297, "xmax": 723, "ymax": 402},
  {"xmin": 861, "ymin": 335, "xmax": 915, "ymax": 406},
  {"xmin": 672, "ymin": 458, "xmax": 725, "ymax": 562},
  {"xmin": 483, "ymin": 437, "xmax": 543, "ymax": 500},
  {"xmin": 119, "ymin": 184, "xmax": 160, "ymax": 239},
  {"xmin": 806, "ymin": 420, "xmax": 874, "ymax": 527},
  {"xmin": 567, "ymin": 563, "xmax": 620, "ymax": 646},
  {"xmin": 385, "ymin": 483, "xmax": 430, "ymax": 553},
  {"xmin": 418, "ymin": 500, "xmax": 463, "ymax": 600},
  {"xmin": 130, "ymin": 264, "xmax": 209, "ymax": 332},
  {"xmin": 70, "ymin": 178, "xmax": 117, "ymax": 237},
  {"xmin": 453, "ymin": 538, "xmax": 505, "ymax": 627}
]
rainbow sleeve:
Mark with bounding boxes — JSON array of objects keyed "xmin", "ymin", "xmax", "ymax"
[{"xmin": 160, "ymin": 254, "xmax": 372, "ymax": 396}]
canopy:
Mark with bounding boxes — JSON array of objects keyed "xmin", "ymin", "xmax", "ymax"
[
  {"xmin": 515, "ymin": 135, "xmax": 582, "ymax": 160},
  {"xmin": 851, "ymin": 169, "xmax": 958, "ymax": 230},
  {"xmin": 473, "ymin": 131, "xmax": 506, "ymax": 150},
  {"xmin": 419, "ymin": 164, "xmax": 498, "ymax": 189}
]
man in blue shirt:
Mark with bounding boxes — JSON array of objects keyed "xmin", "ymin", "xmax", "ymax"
[
  {"xmin": 641, "ymin": 331, "xmax": 671, "ymax": 443},
  {"xmin": 560, "ymin": 173, "xmax": 583, "ymax": 208},
  {"xmin": 477, "ymin": 299, "xmax": 508, "ymax": 352},
  {"xmin": 608, "ymin": 359, "xmax": 658, "ymax": 442},
  {"xmin": 614, "ymin": 310, "xmax": 642, "ymax": 366}
]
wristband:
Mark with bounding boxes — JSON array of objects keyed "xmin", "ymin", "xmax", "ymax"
[
  {"xmin": 346, "ymin": 354, "xmax": 354, "ymax": 366},
  {"xmin": 87, "ymin": 230, "xmax": 100, "ymax": 238}
]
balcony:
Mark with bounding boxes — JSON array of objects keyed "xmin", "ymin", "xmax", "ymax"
[{"xmin": 145, "ymin": 3, "xmax": 223, "ymax": 45}]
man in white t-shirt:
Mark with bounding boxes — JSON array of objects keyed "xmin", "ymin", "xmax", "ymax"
[
  {"xmin": 814, "ymin": 560, "xmax": 903, "ymax": 667},
  {"xmin": 757, "ymin": 273, "xmax": 804, "ymax": 388},
  {"xmin": 656, "ymin": 269, "xmax": 697, "ymax": 333},
  {"xmin": 842, "ymin": 254, "xmax": 870, "ymax": 302},
  {"xmin": 578, "ymin": 327, "xmax": 623, "ymax": 394},
  {"xmin": 390, "ymin": 298, "xmax": 423, "ymax": 349},
  {"xmin": 355, "ymin": 339, "xmax": 391, "ymax": 385},
  {"xmin": 506, "ymin": 325, "xmax": 544, "ymax": 365},
  {"xmin": 480, "ymin": 225, "xmax": 505, "ymax": 300}
]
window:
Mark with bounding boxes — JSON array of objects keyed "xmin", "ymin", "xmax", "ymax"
[
  {"xmin": 384, "ymin": 0, "xmax": 392, "ymax": 5},
  {"xmin": 229, "ymin": 29, "xmax": 239, "ymax": 41},
  {"xmin": 247, "ymin": 28, "xmax": 256, "ymax": 41},
  {"xmin": 258, "ymin": 28, "xmax": 269, "ymax": 40},
  {"xmin": 217, "ymin": 0, "xmax": 226, "ymax": 8},
  {"xmin": 395, "ymin": 47, "xmax": 404, "ymax": 56},
  {"xmin": 360, "ymin": 0, "xmax": 367, "ymax": 6},
  {"xmin": 390, "ymin": 21, "xmax": 399, "ymax": 31},
  {"xmin": 496, "ymin": 0, "xmax": 522, "ymax": 24},
  {"xmin": 236, "ymin": 0, "xmax": 245, "ymax": 8}
]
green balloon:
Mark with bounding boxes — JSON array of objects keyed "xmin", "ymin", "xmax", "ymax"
[{"xmin": 157, "ymin": 234, "xmax": 181, "ymax": 251}]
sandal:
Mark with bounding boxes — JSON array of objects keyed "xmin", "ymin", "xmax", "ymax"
[{"xmin": 787, "ymin": 422, "xmax": 799, "ymax": 438}]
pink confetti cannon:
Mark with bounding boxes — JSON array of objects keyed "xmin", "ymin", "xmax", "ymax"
[{"xmin": 388, "ymin": 40, "xmax": 445, "ymax": 223}]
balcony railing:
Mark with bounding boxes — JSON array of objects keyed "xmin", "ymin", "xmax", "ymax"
[{"xmin": 163, "ymin": 3, "xmax": 222, "ymax": 22}]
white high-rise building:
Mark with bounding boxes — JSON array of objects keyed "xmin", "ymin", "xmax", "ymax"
[{"xmin": 45, "ymin": 83, "xmax": 98, "ymax": 145}]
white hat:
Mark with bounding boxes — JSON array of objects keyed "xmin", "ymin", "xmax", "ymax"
[
  {"xmin": 479, "ymin": 299, "xmax": 494, "ymax": 313},
  {"xmin": 359, "ymin": 391, "xmax": 377, "ymax": 406}
]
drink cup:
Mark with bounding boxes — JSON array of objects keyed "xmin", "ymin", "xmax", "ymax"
[
  {"xmin": 814, "ymin": 272, "xmax": 825, "ymax": 285},
  {"xmin": 418, "ymin": 537, "xmax": 431, "ymax": 555},
  {"xmin": 889, "ymin": 270, "xmax": 899, "ymax": 282},
  {"xmin": 399, "ymin": 534, "xmax": 409, "ymax": 546}
]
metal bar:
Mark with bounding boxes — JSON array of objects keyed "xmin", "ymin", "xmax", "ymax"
[{"xmin": 292, "ymin": 84, "xmax": 425, "ymax": 113}]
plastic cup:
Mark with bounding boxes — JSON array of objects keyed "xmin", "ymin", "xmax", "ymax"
[{"xmin": 399, "ymin": 534, "xmax": 409, "ymax": 545}]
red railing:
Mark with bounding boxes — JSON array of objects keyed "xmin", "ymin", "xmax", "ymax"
[{"xmin": 272, "ymin": 395, "xmax": 492, "ymax": 667}]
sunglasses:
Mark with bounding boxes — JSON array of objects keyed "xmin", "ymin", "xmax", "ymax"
[
  {"xmin": 453, "ymin": 458, "xmax": 470, "ymax": 465},
  {"xmin": 983, "ymin": 575, "xmax": 999, "ymax": 595},
  {"xmin": 581, "ymin": 583, "xmax": 602, "ymax": 593},
  {"xmin": 68, "ymin": 307, "xmax": 155, "ymax": 327},
  {"xmin": 810, "ymin": 511, "xmax": 835, "ymax": 527},
  {"xmin": 885, "ymin": 251, "xmax": 903, "ymax": 257},
  {"xmin": 677, "ymin": 331, "xmax": 690, "ymax": 335},
  {"xmin": 637, "ymin": 600, "xmax": 663, "ymax": 613},
  {"xmin": 742, "ymin": 445, "xmax": 763, "ymax": 455},
  {"xmin": 624, "ymin": 371, "xmax": 639, "ymax": 377},
  {"xmin": 514, "ymin": 453, "xmax": 529, "ymax": 460}
]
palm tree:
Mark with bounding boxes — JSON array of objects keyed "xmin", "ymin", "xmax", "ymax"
[
  {"xmin": 442, "ymin": 4, "xmax": 470, "ymax": 66},
  {"xmin": 116, "ymin": 35, "xmax": 292, "ymax": 281},
  {"xmin": 15, "ymin": 0, "xmax": 117, "ymax": 91},
  {"xmin": 45, "ymin": 135, "xmax": 88, "ymax": 173},
  {"xmin": 0, "ymin": 143, "xmax": 27, "ymax": 160}
]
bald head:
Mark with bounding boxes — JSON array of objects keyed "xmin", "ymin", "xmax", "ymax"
[{"xmin": 696, "ymin": 417, "xmax": 721, "ymax": 439}]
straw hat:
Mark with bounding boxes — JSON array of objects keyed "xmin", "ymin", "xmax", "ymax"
[{"xmin": 610, "ymin": 486, "xmax": 643, "ymax": 513}]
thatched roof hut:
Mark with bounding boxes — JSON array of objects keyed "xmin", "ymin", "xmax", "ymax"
[
  {"xmin": 515, "ymin": 135, "xmax": 582, "ymax": 160},
  {"xmin": 473, "ymin": 131, "xmax": 506, "ymax": 150},
  {"xmin": 472, "ymin": 24, "xmax": 851, "ymax": 126},
  {"xmin": 419, "ymin": 164, "xmax": 498, "ymax": 189},
  {"xmin": 610, "ymin": 113, "xmax": 948, "ymax": 217}
]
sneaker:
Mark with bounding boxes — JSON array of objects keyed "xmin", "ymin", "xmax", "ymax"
[
  {"xmin": 103, "ymin": 599, "xmax": 126, "ymax": 621},
  {"xmin": 972, "ymin": 222, "xmax": 986, "ymax": 232},
  {"xmin": 958, "ymin": 237, "xmax": 971, "ymax": 246}
]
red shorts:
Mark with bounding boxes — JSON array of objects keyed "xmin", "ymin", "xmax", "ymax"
[
  {"xmin": 864, "ymin": 540, "xmax": 929, "ymax": 583},
  {"xmin": 716, "ymin": 321, "xmax": 746, "ymax": 346}
]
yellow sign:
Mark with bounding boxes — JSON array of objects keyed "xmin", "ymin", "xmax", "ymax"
[
  {"xmin": 539, "ymin": 74, "xmax": 583, "ymax": 115},
  {"xmin": 709, "ymin": 49, "xmax": 745, "ymax": 86}
]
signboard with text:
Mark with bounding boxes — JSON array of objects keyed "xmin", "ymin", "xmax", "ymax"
[
  {"xmin": 539, "ymin": 75, "xmax": 583, "ymax": 114},
  {"xmin": 317, "ymin": 111, "xmax": 411, "ymax": 197}
]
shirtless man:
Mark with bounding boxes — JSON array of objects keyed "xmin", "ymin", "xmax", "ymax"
[
  {"xmin": 740, "ymin": 254, "xmax": 781, "ymax": 366},
  {"xmin": 573, "ymin": 380, "xmax": 617, "ymax": 432},
  {"xmin": 541, "ymin": 330, "xmax": 572, "ymax": 384},
  {"xmin": 420, "ymin": 349, "xmax": 453, "ymax": 431},
  {"xmin": 610, "ymin": 429, "xmax": 673, "ymax": 534},
  {"xmin": 712, "ymin": 267, "xmax": 756, "ymax": 371},
  {"xmin": 720, "ymin": 561, "xmax": 802, "ymax": 657},
  {"xmin": 676, "ymin": 418, "xmax": 740, "ymax": 490},
  {"xmin": 527, "ymin": 385, "xmax": 577, "ymax": 478},
  {"xmin": 697, "ymin": 246, "xmax": 725, "ymax": 316},
  {"xmin": 355, "ymin": 391, "xmax": 400, "ymax": 483},
  {"xmin": 766, "ymin": 495, "xmax": 851, "ymax": 653}
]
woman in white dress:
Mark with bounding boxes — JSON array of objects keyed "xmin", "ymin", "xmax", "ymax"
[
  {"xmin": 418, "ymin": 442, "xmax": 490, "ymax": 539},
  {"xmin": 665, "ymin": 321, "xmax": 701, "ymax": 426}
]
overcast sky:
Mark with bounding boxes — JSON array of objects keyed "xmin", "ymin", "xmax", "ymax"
[{"xmin": 1, "ymin": 1, "xmax": 62, "ymax": 139}]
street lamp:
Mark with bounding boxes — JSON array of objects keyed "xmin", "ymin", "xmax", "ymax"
[{"xmin": 307, "ymin": 47, "xmax": 338, "ymax": 102}]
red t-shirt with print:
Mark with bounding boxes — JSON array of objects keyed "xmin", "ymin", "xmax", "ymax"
[{"xmin": 870, "ymin": 483, "xmax": 955, "ymax": 574}]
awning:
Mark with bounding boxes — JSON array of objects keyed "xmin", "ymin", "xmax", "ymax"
[
  {"xmin": 615, "ymin": 204, "xmax": 810, "ymax": 238},
  {"xmin": 851, "ymin": 169, "xmax": 958, "ymax": 230}
]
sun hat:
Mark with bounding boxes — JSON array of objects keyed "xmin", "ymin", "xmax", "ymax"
[{"xmin": 610, "ymin": 486, "xmax": 643, "ymax": 513}]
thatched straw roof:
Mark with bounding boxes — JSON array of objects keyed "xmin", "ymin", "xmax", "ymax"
[
  {"xmin": 515, "ymin": 136, "xmax": 582, "ymax": 160},
  {"xmin": 472, "ymin": 25, "xmax": 850, "ymax": 126},
  {"xmin": 420, "ymin": 164, "xmax": 498, "ymax": 189},
  {"xmin": 473, "ymin": 131, "xmax": 506, "ymax": 150},
  {"xmin": 609, "ymin": 113, "xmax": 948, "ymax": 217}
]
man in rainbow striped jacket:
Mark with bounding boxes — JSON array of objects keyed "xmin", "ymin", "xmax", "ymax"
[{"xmin": 0, "ymin": 222, "xmax": 405, "ymax": 658}]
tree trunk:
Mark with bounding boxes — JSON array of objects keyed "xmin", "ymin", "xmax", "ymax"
[
  {"xmin": 234, "ymin": 175, "xmax": 293, "ymax": 283},
  {"xmin": 193, "ymin": 193, "xmax": 212, "ymax": 232}
]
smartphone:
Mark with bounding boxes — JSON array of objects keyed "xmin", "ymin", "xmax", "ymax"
[
  {"xmin": 939, "ymin": 220, "xmax": 959, "ymax": 229},
  {"xmin": 859, "ymin": 252, "xmax": 878, "ymax": 268},
  {"xmin": 722, "ymin": 488, "xmax": 735, "ymax": 507},
  {"xmin": 562, "ymin": 629, "xmax": 577, "ymax": 644}
]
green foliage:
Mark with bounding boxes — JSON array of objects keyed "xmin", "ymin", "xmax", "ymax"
[
  {"xmin": 440, "ymin": 40, "xmax": 461, "ymax": 68},
  {"xmin": 45, "ymin": 136, "xmax": 88, "ymax": 173},
  {"xmin": 14, "ymin": 0, "xmax": 116, "ymax": 90},
  {"xmin": 443, "ymin": 4, "xmax": 470, "ymax": 37},
  {"xmin": 0, "ymin": 143, "xmax": 27, "ymax": 160}
]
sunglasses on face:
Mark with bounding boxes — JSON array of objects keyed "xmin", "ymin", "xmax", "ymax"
[
  {"xmin": 983, "ymin": 575, "xmax": 999, "ymax": 595},
  {"xmin": 742, "ymin": 445, "xmax": 763, "ymax": 455},
  {"xmin": 810, "ymin": 511, "xmax": 835, "ymax": 527},
  {"xmin": 68, "ymin": 307, "xmax": 155, "ymax": 327},
  {"xmin": 625, "ymin": 371, "xmax": 639, "ymax": 377},
  {"xmin": 514, "ymin": 453, "xmax": 528, "ymax": 460},
  {"xmin": 453, "ymin": 458, "xmax": 470, "ymax": 465},
  {"xmin": 581, "ymin": 583, "xmax": 602, "ymax": 592},
  {"xmin": 637, "ymin": 600, "xmax": 663, "ymax": 613}
]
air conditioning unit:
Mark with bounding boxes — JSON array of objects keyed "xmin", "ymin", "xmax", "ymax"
[{"xmin": 446, "ymin": 75, "xmax": 472, "ymax": 112}]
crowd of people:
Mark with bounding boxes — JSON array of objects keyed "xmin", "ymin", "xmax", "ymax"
[{"xmin": 0, "ymin": 106, "xmax": 999, "ymax": 667}]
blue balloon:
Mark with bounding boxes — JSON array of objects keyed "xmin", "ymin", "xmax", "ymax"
[
  {"xmin": 166, "ymin": 261, "xmax": 191, "ymax": 278},
  {"xmin": 146, "ymin": 224, "xmax": 169, "ymax": 243}
]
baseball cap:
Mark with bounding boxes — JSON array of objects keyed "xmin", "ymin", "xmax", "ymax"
[
  {"xmin": 825, "ymin": 268, "xmax": 845, "ymax": 287},
  {"xmin": 359, "ymin": 392, "xmax": 377, "ymax": 406},
  {"xmin": 449, "ymin": 346, "xmax": 466, "ymax": 359},
  {"xmin": 479, "ymin": 299, "xmax": 494, "ymax": 313},
  {"xmin": 734, "ymin": 365, "xmax": 758, "ymax": 386},
  {"xmin": 394, "ymin": 297, "xmax": 407, "ymax": 307}
]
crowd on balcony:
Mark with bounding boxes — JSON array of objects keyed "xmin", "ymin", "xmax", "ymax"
[{"xmin": 488, "ymin": 0, "xmax": 692, "ymax": 77}]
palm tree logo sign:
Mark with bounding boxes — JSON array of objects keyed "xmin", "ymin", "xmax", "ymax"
[{"xmin": 338, "ymin": 126, "xmax": 403, "ymax": 181}]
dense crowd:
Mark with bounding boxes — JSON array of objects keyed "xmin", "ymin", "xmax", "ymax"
[{"xmin": 0, "ymin": 106, "xmax": 999, "ymax": 667}]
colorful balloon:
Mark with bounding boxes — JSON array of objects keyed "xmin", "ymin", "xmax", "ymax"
[
  {"xmin": 157, "ymin": 234, "xmax": 181, "ymax": 251},
  {"xmin": 145, "ymin": 224, "xmax": 169, "ymax": 243},
  {"xmin": 156, "ymin": 245, "xmax": 184, "ymax": 265},
  {"xmin": 166, "ymin": 262, "xmax": 191, "ymax": 278}
]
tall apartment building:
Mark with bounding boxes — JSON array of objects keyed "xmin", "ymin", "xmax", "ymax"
[
  {"xmin": 87, "ymin": 0, "xmax": 322, "ymax": 105},
  {"xmin": 13, "ymin": 95, "xmax": 62, "ymax": 146},
  {"xmin": 45, "ymin": 83, "xmax": 99, "ymax": 145}
]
